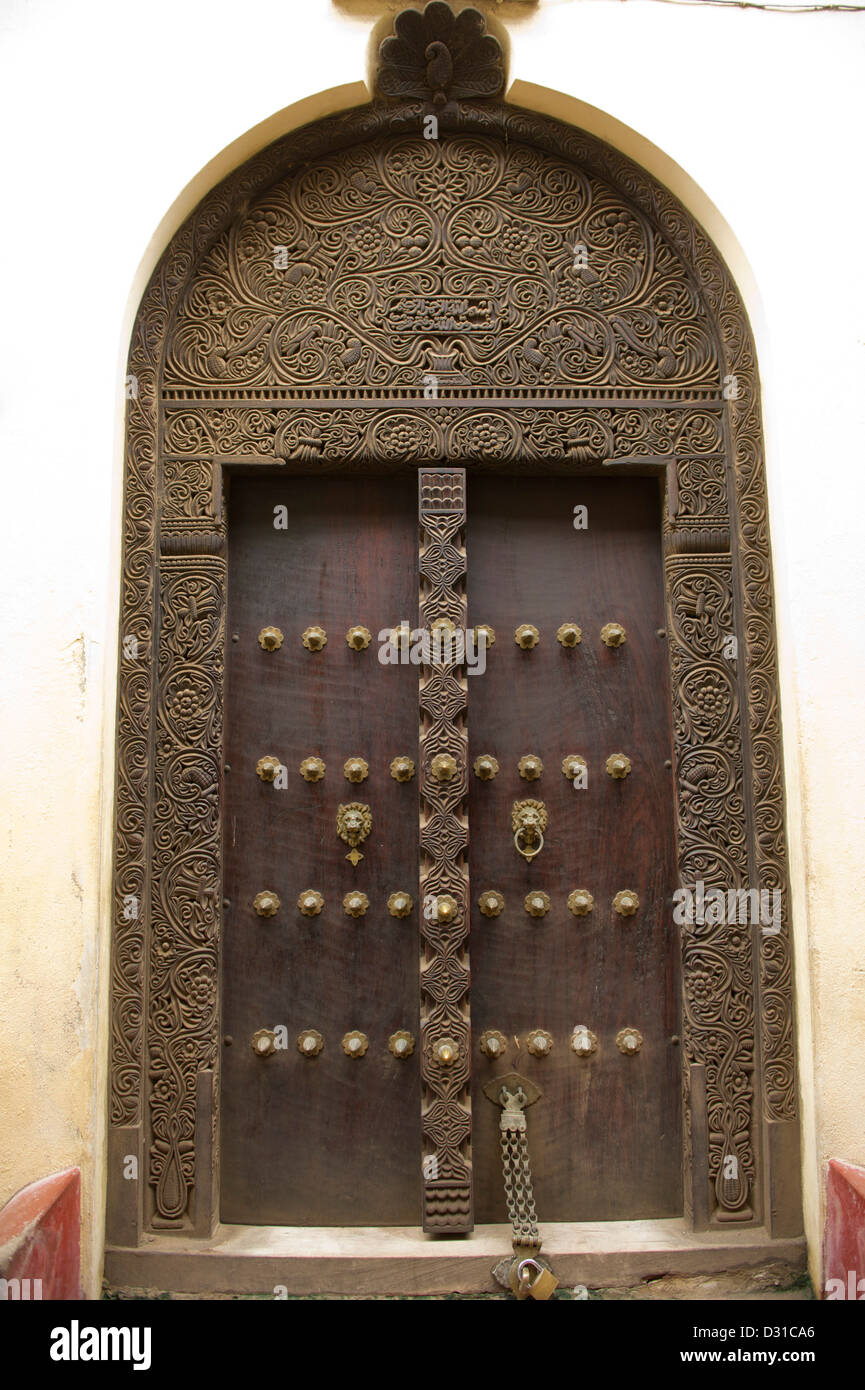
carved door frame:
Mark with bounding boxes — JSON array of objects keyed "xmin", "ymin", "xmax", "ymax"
[{"xmin": 106, "ymin": 95, "xmax": 802, "ymax": 1277}]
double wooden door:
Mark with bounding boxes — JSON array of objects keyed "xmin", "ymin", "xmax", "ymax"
[{"xmin": 220, "ymin": 467, "xmax": 681, "ymax": 1227}]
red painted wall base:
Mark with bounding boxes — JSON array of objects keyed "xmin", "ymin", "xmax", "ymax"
[
  {"xmin": 823, "ymin": 1158, "xmax": 865, "ymax": 1300},
  {"xmin": 0, "ymin": 1167, "xmax": 81, "ymax": 1300}
]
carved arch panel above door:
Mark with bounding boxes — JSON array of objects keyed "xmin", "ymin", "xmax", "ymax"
[{"xmin": 108, "ymin": 91, "xmax": 799, "ymax": 1249}]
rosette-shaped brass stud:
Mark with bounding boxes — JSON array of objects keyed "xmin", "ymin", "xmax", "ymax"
[
  {"xmin": 343, "ymin": 891, "xmax": 369, "ymax": 918},
  {"xmin": 571, "ymin": 1025, "xmax": 598, "ymax": 1057},
  {"xmin": 390, "ymin": 624, "xmax": 412, "ymax": 651},
  {"xmin": 342, "ymin": 1030, "xmax": 369, "ymax": 1058},
  {"xmin": 433, "ymin": 1037, "xmax": 459, "ymax": 1065},
  {"xmin": 299, "ymin": 756, "xmax": 325, "ymax": 782},
  {"xmin": 430, "ymin": 752, "xmax": 458, "ymax": 781},
  {"xmin": 606, "ymin": 752, "xmax": 632, "ymax": 779},
  {"xmin": 297, "ymin": 890, "xmax": 324, "ymax": 917},
  {"xmin": 478, "ymin": 890, "xmax": 505, "ymax": 918},
  {"xmin": 432, "ymin": 894, "xmax": 459, "ymax": 924},
  {"xmin": 480, "ymin": 1029, "xmax": 507, "ymax": 1059},
  {"xmin": 601, "ymin": 622, "xmax": 627, "ymax": 648},
  {"xmin": 514, "ymin": 623, "xmax": 540, "ymax": 649},
  {"xmin": 616, "ymin": 1027, "xmax": 643, "ymax": 1055},
  {"xmin": 297, "ymin": 1028, "xmax": 323, "ymax": 1058},
  {"xmin": 346, "ymin": 625, "xmax": 371, "ymax": 651},
  {"xmin": 251, "ymin": 1028, "xmax": 277, "ymax": 1057},
  {"xmin": 258, "ymin": 626, "xmax": 283, "ymax": 651},
  {"xmin": 524, "ymin": 891, "xmax": 551, "ymax": 918},
  {"xmin": 474, "ymin": 624, "xmax": 496, "ymax": 647},
  {"xmin": 387, "ymin": 891, "xmax": 413, "ymax": 918},
  {"xmin": 518, "ymin": 754, "xmax": 543, "ymax": 781},
  {"xmin": 568, "ymin": 889, "xmax": 594, "ymax": 917},
  {"xmin": 430, "ymin": 616, "xmax": 456, "ymax": 638},
  {"xmin": 527, "ymin": 1028, "xmax": 553, "ymax": 1057},
  {"xmin": 388, "ymin": 1030, "xmax": 415, "ymax": 1058},
  {"xmin": 473, "ymin": 754, "xmax": 499, "ymax": 781},
  {"xmin": 613, "ymin": 889, "xmax": 640, "ymax": 917},
  {"xmin": 557, "ymin": 622, "xmax": 583, "ymax": 647},
  {"xmin": 256, "ymin": 755, "xmax": 282, "ymax": 782},
  {"xmin": 390, "ymin": 756, "xmax": 415, "ymax": 782},
  {"xmin": 253, "ymin": 890, "xmax": 280, "ymax": 918},
  {"xmin": 562, "ymin": 754, "xmax": 587, "ymax": 782},
  {"xmin": 343, "ymin": 757, "xmax": 369, "ymax": 784},
  {"xmin": 302, "ymin": 625, "xmax": 327, "ymax": 651}
]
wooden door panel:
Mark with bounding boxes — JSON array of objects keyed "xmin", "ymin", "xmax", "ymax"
[
  {"xmin": 220, "ymin": 474, "xmax": 421, "ymax": 1225},
  {"xmin": 466, "ymin": 476, "xmax": 682, "ymax": 1221}
]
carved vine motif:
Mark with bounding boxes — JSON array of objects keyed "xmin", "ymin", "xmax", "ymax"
[
  {"xmin": 418, "ymin": 468, "xmax": 472, "ymax": 1232},
  {"xmin": 110, "ymin": 96, "xmax": 796, "ymax": 1235},
  {"xmin": 164, "ymin": 137, "xmax": 720, "ymax": 393}
]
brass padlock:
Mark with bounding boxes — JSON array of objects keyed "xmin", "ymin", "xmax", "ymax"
[{"xmin": 509, "ymin": 1256, "xmax": 559, "ymax": 1301}]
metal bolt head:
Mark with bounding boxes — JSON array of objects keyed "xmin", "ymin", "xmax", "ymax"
[
  {"xmin": 302, "ymin": 625, "xmax": 327, "ymax": 651},
  {"xmin": 568, "ymin": 889, "xmax": 594, "ymax": 917},
  {"xmin": 343, "ymin": 892, "xmax": 369, "ymax": 918},
  {"xmin": 514, "ymin": 623, "xmax": 540, "ymax": 649},
  {"xmin": 387, "ymin": 891, "xmax": 413, "ymax": 918},
  {"xmin": 346, "ymin": 625, "xmax": 371, "ymax": 650},
  {"xmin": 616, "ymin": 1028, "xmax": 643, "ymax": 1055},
  {"xmin": 478, "ymin": 890, "xmax": 505, "ymax": 918},
  {"xmin": 473, "ymin": 754, "xmax": 499, "ymax": 780},
  {"xmin": 344, "ymin": 757, "xmax": 369, "ymax": 783},
  {"xmin": 297, "ymin": 890, "xmax": 324, "ymax": 917},
  {"xmin": 430, "ymin": 752, "xmax": 458, "ymax": 781},
  {"xmin": 601, "ymin": 622, "xmax": 627, "ymax": 648},
  {"xmin": 518, "ymin": 754, "xmax": 543, "ymax": 781},
  {"xmin": 251, "ymin": 1028, "xmax": 277, "ymax": 1056},
  {"xmin": 258, "ymin": 626, "xmax": 284, "ymax": 651},
  {"xmin": 527, "ymin": 1029, "xmax": 553, "ymax": 1057},
  {"xmin": 475, "ymin": 624, "xmax": 496, "ymax": 648},
  {"xmin": 297, "ymin": 1028, "xmax": 323, "ymax": 1058},
  {"xmin": 434, "ymin": 894, "xmax": 459, "ymax": 924},
  {"xmin": 524, "ymin": 891, "xmax": 551, "ymax": 918},
  {"xmin": 253, "ymin": 890, "xmax": 280, "ymax": 918},
  {"xmin": 571, "ymin": 1025, "xmax": 598, "ymax": 1057},
  {"xmin": 613, "ymin": 890, "xmax": 640, "ymax": 917},
  {"xmin": 299, "ymin": 756, "xmax": 325, "ymax": 782},
  {"xmin": 388, "ymin": 1030, "xmax": 415, "ymax": 1058},
  {"xmin": 389, "ymin": 756, "xmax": 415, "ymax": 782},
  {"xmin": 480, "ymin": 1029, "xmax": 507, "ymax": 1058},
  {"xmin": 342, "ymin": 1030, "xmax": 369, "ymax": 1058},
  {"xmin": 434, "ymin": 1037, "xmax": 459, "ymax": 1065},
  {"xmin": 562, "ymin": 754, "xmax": 587, "ymax": 782},
  {"xmin": 256, "ymin": 755, "xmax": 282, "ymax": 782},
  {"xmin": 557, "ymin": 622, "xmax": 583, "ymax": 647},
  {"xmin": 606, "ymin": 752, "xmax": 632, "ymax": 779}
]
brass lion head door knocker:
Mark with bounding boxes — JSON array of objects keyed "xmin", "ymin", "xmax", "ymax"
[
  {"xmin": 512, "ymin": 799, "xmax": 547, "ymax": 862},
  {"xmin": 337, "ymin": 802, "xmax": 372, "ymax": 866}
]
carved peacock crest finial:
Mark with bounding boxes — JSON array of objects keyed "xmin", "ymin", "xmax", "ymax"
[{"xmin": 376, "ymin": 2, "xmax": 505, "ymax": 107}]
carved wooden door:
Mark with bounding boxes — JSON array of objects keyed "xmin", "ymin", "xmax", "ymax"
[{"xmin": 220, "ymin": 466, "xmax": 681, "ymax": 1227}]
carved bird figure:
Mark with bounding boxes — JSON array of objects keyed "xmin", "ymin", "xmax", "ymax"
[{"xmin": 425, "ymin": 40, "xmax": 453, "ymax": 105}]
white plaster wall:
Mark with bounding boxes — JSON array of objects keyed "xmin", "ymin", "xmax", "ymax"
[{"xmin": 0, "ymin": 0, "xmax": 861, "ymax": 1297}]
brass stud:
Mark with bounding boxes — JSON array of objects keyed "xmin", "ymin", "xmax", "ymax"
[
  {"xmin": 571, "ymin": 1025, "xmax": 598, "ymax": 1057},
  {"xmin": 478, "ymin": 890, "xmax": 505, "ymax": 918},
  {"xmin": 613, "ymin": 890, "xmax": 640, "ymax": 917},
  {"xmin": 256, "ymin": 755, "xmax": 282, "ymax": 782},
  {"xmin": 430, "ymin": 617, "xmax": 456, "ymax": 638},
  {"xmin": 606, "ymin": 752, "xmax": 632, "ymax": 779},
  {"xmin": 433, "ymin": 1037, "xmax": 459, "ymax": 1065},
  {"xmin": 253, "ymin": 890, "xmax": 280, "ymax": 918},
  {"xmin": 302, "ymin": 625, "xmax": 327, "ymax": 651},
  {"xmin": 297, "ymin": 1028, "xmax": 323, "ymax": 1058},
  {"xmin": 480, "ymin": 1028, "xmax": 507, "ymax": 1059},
  {"xmin": 432, "ymin": 894, "xmax": 459, "ymax": 923},
  {"xmin": 557, "ymin": 622, "xmax": 583, "ymax": 647},
  {"xmin": 568, "ymin": 889, "xmax": 594, "ymax": 917},
  {"xmin": 518, "ymin": 754, "xmax": 543, "ymax": 781},
  {"xmin": 388, "ymin": 891, "xmax": 413, "ymax": 918},
  {"xmin": 430, "ymin": 752, "xmax": 458, "ymax": 781},
  {"xmin": 562, "ymin": 754, "xmax": 587, "ymax": 782},
  {"xmin": 342, "ymin": 1030, "xmax": 369, "ymax": 1058},
  {"xmin": 390, "ymin": 756, "xmax": 415, "ymax": 782},
  {"xmin": 526, "ymin": 1028, "xmax": 553, "ymax": 1057},
  {"xmin": 346, "ymin": 625, "xmax": 372, "ymax": 650},
  {"xmin": 601, "ymin": 622, "xmax": 627, "ymax": 648},
  {"xmin": 475, "ymin": 624, "xmax": 496, "ymax": 647},
  {"xmin": 258, "ymin": 626, "xmax": 283, "ymax": 651},
  {"xmin": 514, "ymin": 623, "xmax": 540, "ymax": 649},
  {"xmin": 524, "ymin": 891, "xmax": 551, "ymax": 918},
  {"xmin": 297, "ymin": 890, "xmax": 324, "ymax": 917},
  {"xmin": 390, "ymin": 624, "xmax": 412, "ymax": 651},
  {"xmin": 473, "ymin": 754, "xmax": 499, "ymax": 780},
  {"xmin": 344, "ymin": 757, "xmax": 369, "ymax": 783},
  {"xmin": 343, "ymin": 891, "xmax": 369, "ymax": 918},
  {"xmin": 616, "ymin": 1027, "xmax": 643, "ymax": 1055},
  {"xmin": 388, "ymin": 1030, "xmax": 415, "ymax": 1058},
  {"xmin": 299, "ymin": 756, "xmax": 325, "ymax": 782},
  {"xmin": 251, "ymin": 1028, "xmax": 278, "ymax": 1057}
]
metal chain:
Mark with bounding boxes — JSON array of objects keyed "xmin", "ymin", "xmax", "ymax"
[{"xmin": 500, "ymin": 1122, "xmax": 542, "ymax": 1250}]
